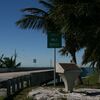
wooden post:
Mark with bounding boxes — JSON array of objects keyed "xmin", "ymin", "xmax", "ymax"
[
  {"xmin": 26, "ymin": 75, "xmax": 30, "ymax": 87},
  {"xmin": 11, "ymin": 78, "xmax": 16, "ymax": 94},
  {"xmin": 7, "ymin": 79, "xmax": 11, "ymax": 96},
  {"xmin": 20, "ymin": 76, "xmax": 24, "ymax": 89},
  {"xmin": 30, "ymin": 74, "xmax": 33, "ymax": 86},
  {"xmin": 16, "ymin": 77, "xmax": 20, "ymax": 91}
]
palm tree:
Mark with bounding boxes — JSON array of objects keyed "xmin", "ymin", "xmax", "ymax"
[
  {"xmin": 59, "ymin": 33, "xmax": 84, "ymax": 84},
  {"xmin": 82, "ymin": 35, "xmax": 100, "ymax": 68},
  {"xmin": 59, "ymin": 33, "xmax": 80, "ymax": 64},
  {"xmin": 16, "ymin": 0, "xmax": 81, "ymax": 64},
  {"xmin": 16, "ymin": 0, "xmax": 84, "ymax": 84},
  {"xmin": 82, "ymin": 31, "xmax": 100, "ymax": 82},
  {"xmin": 16, "ymin": 0, "xmax": 100, "ymax": 83},
  {"xmin": 49, "ymin": 0, "xmax": 100, "ymax": 84},
  {"xmin": 51, "ymin": 0, "xmax": 100, "ymax": 64}
]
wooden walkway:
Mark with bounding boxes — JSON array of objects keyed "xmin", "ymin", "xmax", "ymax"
[{"xmin": 0, "ymin": 69, "xmax": 54, "ymax": 96}]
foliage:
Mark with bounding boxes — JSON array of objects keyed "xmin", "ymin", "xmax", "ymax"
[
  {"xmin": 0, "ymin": 96, "xmax": 5, "ymax": 100},
  {"xmin": 16, "ymin": 1, "xmax": 58, "ymax": 33},
  {"xmin": 0, "ymin": 52, "xmax": 21, "ymax": 68},
  {"xmin": 16, "ymin": 0, "xmax": 100, "ymax": 70},
  {"xmin": 49, "ymin": 0, "xmax": 100, "ymax": 66},
  {"xmin": 16, "ymin": 0, "xmax": 79, "ymax": 64},
  {"xmin": 59, "ymin": 33, "xmax": 80, "ymax": 63},
  {"xmin": 13, "ymin": 87, "xmax": 33, "ymax": 100},
  {"xmin": 84, "ymin": 71, "xmax": 98, "ymax": 84}
]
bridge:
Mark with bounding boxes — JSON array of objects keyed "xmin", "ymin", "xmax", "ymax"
[{"xmin": 0, "ymin": 69, "xmax": 59, "ymax": 96}]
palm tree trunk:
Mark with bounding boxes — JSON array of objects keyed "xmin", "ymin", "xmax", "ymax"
[
  {"xmin": 71, "ymin": 52, "xmax": 83, "ymax": 85},
  {"xmin": 71, "ymin": 52, "xmax": 77, "ymax": 64}
]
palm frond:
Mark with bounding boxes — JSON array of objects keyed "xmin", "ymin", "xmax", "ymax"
[
  {"xmin": 39, "ymin": 0, "xmax": 53, "ymax": 8},
  {"xmin": 16, "ymin": 14, "xmax": 55, "ymax": 32},
  {"xmin": 16, "ymin": 63, "xmax": 21, "ymax": 67},
  {"xmin": 21, "ymin": 8, "xmax": 48, "ymax": 15},
  {"xmin": 59, "ymin": 47, "xmax": 68, "ymax": 56},
  {"xmin": 16, "ymin": 15, "xmax": 44, "ymax": 29},
  {"xmin": 0, "ymin": 54, "xmax": 4, "ymax": 59}
]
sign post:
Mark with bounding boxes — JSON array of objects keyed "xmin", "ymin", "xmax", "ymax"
[
  {"xmin": 54, "ymin": 48, "xmax": 56, "ymax": 86},
  {"xmin": 47, "ymin": 32, "xmax": 62, "ymax": 48},
  {"xmin": 47, "ymin": 32, "xmax": 62, "ymax": 86}
]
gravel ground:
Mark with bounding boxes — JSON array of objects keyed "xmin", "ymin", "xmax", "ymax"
[
  {"xmin": 0, "ymin": 88, "xmax": 7, "ymax": 97},
  {"xmin": 28, "ymin": 87, "xmax": 67, "ymax": 100},
  {"xmin": 28, "ymin": 87, "xmax": 100, "ymax": 100},
  {"xmin": 1, "ymin": 87, "xmax": 100, "ymax": 100}
]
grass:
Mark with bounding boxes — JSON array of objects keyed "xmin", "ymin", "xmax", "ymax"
[
  {"xmin": 83, "ymin": 71, "xmax": 99, "ymax": 84},
  {"xmin": 13, "ymin": 87, "xmax": 33, "ymax": 100},
  {"xmin": 77, "ymin": 71, "xmax": 100, "ymax": 88},
  {"xmin": 0, "ymin": 96, "xmax": 5, "ymax": 100}
]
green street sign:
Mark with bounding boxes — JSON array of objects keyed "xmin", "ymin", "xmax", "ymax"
[{"xmin": 47, "ymin": 32, "xmax": 62, "ymax": 48}]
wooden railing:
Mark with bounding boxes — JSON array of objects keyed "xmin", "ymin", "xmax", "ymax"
[{"xmin": 0, "ymin": 69, "xmax": 54, "ymax": 96}]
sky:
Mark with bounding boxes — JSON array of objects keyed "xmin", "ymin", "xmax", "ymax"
[{"xmin": 0, "ymin": 0, "xmax": 84, "ymax": 67}]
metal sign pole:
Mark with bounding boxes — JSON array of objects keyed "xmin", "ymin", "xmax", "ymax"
[
  {"xmin": 54, "ymin": 48, "xmax": 56, "ymax": 87},
  {"xmin": 47, "ymin": 32, "xmax": 62, "ymax": 86}
]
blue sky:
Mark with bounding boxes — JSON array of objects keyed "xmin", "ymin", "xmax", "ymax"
[{"xmin": 0, "ymin": 0, "xmax": 84, "ymax": 67}]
